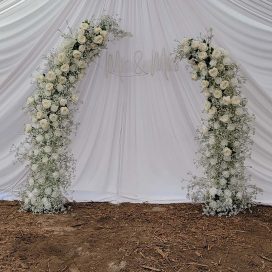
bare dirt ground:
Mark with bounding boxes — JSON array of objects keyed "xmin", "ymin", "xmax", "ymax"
[{"xmin": 0, "ymin": 201, "xmax": 271, "ymax": 272}]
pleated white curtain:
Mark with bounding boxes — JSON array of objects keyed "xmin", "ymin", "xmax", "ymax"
[{"xmin": 0, "ymin": 0, "xmax": 271, "ymax": 203}]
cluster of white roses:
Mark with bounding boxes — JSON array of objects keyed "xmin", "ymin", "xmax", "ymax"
[
  {"xmin": 18, "ymin": 16, "xmax": 129, "ymax": 213},
  {"xmin": 175, "ymin": 32, "xmax": 258, "ymax": 216}
]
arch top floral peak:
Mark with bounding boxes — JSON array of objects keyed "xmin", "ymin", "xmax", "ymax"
[
  {"xmin": 174, "ymin": 29, "xmax": 259, "ymax": 216},
  {"xmin": 17, "ymin": 16, "xmax": 130, "ymax": 213}
]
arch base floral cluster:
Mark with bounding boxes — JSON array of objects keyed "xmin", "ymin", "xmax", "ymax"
[
  {"xmin": 175, "ymin": 31, "xmax": 259, "ymax": 216},
  {"xmin": 18, "ymin": 16, "xmax": 129, "ymax": 213}
]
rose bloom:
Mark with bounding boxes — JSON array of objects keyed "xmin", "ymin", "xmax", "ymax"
[
  {"xmin": 198, "ymin": 61, "xmax": 206, "ymax": 71},
  {"xmin": 208, "ymin": 106, "xmax": 217, "ymax": 116},
  {"xmin": 204, "ymin": 101, "xmax": 211, "ymax": 111},
  {"xmin": 212, "ymin": 48, "xmax": 221, "ymax": 59},
  {"xmin": 46, "ymin": 70, "xmax": 56, "ymax": 81},
  {"xmin": 36, "ymin": 134, "xmax": 44, "ymax": 143},
  {"xmin": 203, "ymin": 89, "xmax": 210, "ymax": 97},
  {"xmin": 31, "ymin": 164, "xmax": 38, "ymax": 172},
  {"xmin": 42, "ymin": 99, "xmax": 52, "ymax": 109},
  {"xmin": 222, "ymin": 96, "xmax": 231, "ymax": 105},
  {"xmin": 56, "ymin": 84, "xmax": 64, "ymax": 92},
  {"xmin": 198, "ymin": 42, "xmax": 208, "ymax": 51},
  {"xmin": 60, "ymin": 63, "xmax": 69, "ymax": 73},
  {"xmin": 49, "ymin": 114, "xmax": 58, "ymax": 122},
  {"xmin": 80, "ymin": 22, "xmax": 89, "ymax": 30},
  {"xmin": 215, "ymin": 77, "xmax": 222, "ymax": 84},
  {"xmin": 94, "ymin": 27, "xmax": 102, "ymax": 34},
  {"xmin": 27, "ymin": 96, "xmax": 34, "ymax": 105},
  {"xmin": 42, "ymin": 156, "xmax": 49, "ymax": 163},
  {"xmin": 79, "ymin": 45, "xmax": 86, "ymax": 52},
  {"xmin": 44, "ymin": 146, "xmax": 52, "ymax": 153},
  {"xmin": 230, "ymin": 78, "xmax": 238, "ymax": 86},
  {"xmin": 231, "ymin": 95, "xmax": 241, "ymax": 105},
  {"xmin": 50, "ymin": 104, "xmax": 59, "ymax": 112},
  {"xmin": 213, "ymin": 89, "xmax": 222, "ymax": 99},
  {"xmin": 209, "ymin": 187, "xmax": 217, "ymax": 197},
  {"xmin": 223, "ymin": 171, "xmax": 230, "ymax": 178},
  {"xmin": 72, "ymin": 50, "xmax": 82, "ymax": 59},
  {"xmin": 223, "ymin": 147, "xmax": 232, "ymax": 157},
  {"xmin": 201, "ymin": 80, "xmax": 209, "ymax": 89},
  {"xmin": 59, "ymin": 98, "xmax": 67, "ymax": 106},
  {"xmin": 57, "ymin": 52, "xmax": 66, "ymax": 63},
  {"xmin": 71, "ymin": 94, "xmax": 78, "ymax": 103},
  {"xmin": 45, "ymin": 82, "xmax": 54, "ymax": 91},
  {"xmin": 100, "ymin": 30, "xmax": 107, "ymax": 38},
  {"xmin": 209, "ymin": 59, "xmax": 217, "ymax": 67},
  {"xmin": 223, "ymin": 57, "xmax": 232, "ymax": 65},
  {"xmin": 214, "ymin": 122, "xmax": 220, "ymax": 129},
  {"xmin": 191, "ymin": 72, "xmax": 198, "ymax": 80},
  {"xmin": 198, "ymin": 51, "xmax": 207, "ymax": 60},
  {"xmin": 183, "ymin": 45, "xmax": 190, "ymax": 53},
  {"xmin": 227, "ymin": 124, "xmax": 235, "ymax": 131},
  {"xmin": 77, "ymin": 60, "xmax": 87, "ymax": 69},
  {"xmin": 58, "ymin": 76, "xmax": 66, "ymax": 84},
  {"xmin": 219, "ymin": 114, "xmax": 229, "ymax": 123},
  {"xmin": 93, "ymin": 35, "xmax": 103, "ymax": 44},
  {"xmin": 36, "ymin": 111, "xmax": 43, "ymax": 119},
  {"xmin": 191, "ymin": 40, "xmax": 200, "ymax": 49},
  {"xmin": 77, "ymin": 35, "xmax": 86, "ymax": 44},
  {"xmin": 69, "ymin": 76, "xmax": 76, "ymax": 83},
  {"xmin": 220, "ymin": 80, "xmax": 229, "ymax": 90},
  {"xmin": 60, "ymin": 107, "xmax": 69, "ymax": 115},
  {"xmin": 39, "ymin": 119, "xmax": 49, "ymax": 130},
  {"xmin": 208, "ymin": 67, "xmax": 218, "ymax": 78},
  {"xmin": 235, "ymin": 108, "xmax": 244, "ymax": 116}
]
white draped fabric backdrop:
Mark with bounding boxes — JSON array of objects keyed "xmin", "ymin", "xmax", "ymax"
[{"xmin": 0, "ymin": 0, "xmax": 272, "ymax": 203}]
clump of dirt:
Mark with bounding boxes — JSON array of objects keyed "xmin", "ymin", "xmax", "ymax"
[{"xmin": 0, "ymin": 201, "xmax": 271, "ymax": 272}]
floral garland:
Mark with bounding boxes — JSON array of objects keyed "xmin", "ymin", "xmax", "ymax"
[
  {"xmin": 175, "ymin": 31, "xmax": 259, "ymax": 216},
  {"xmin": 17, "ymin": 16, "xmax": 129, "ymax": 213}
]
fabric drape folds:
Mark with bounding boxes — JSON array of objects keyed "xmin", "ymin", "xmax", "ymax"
[{"xmin": 0, "ymin": 0, "xmax": 271, "ymax": 203}]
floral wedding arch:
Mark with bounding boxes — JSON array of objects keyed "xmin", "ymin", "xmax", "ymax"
[
  {"xmin": 18, "ymin": 16, "xmax": 129, "ymax": 213},
  {"xmin": 175, "ymin": 31, "xmax": 259, "ymax": 216}
]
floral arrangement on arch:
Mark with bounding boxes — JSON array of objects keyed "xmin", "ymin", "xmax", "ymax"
[
  {"xmin": 175, "ymin": 30, "xmax": 259, "ymax": 216},
  {"xmin": 17, "ymin": 16, "xmax": 129, "ymax": 213}
]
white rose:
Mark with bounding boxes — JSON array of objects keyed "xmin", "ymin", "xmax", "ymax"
[
  {"xmin": 36, "ymin": 134, "xmax": 44, "ymax": 143},
  {"xmin": 199, "ymin": 42, "xmax": 208, "ymax": 51},
  {"xmin": 50, "ymin": 104, "xmax": 59, "ymax": 112},
  {"xmin": 93, "ymin": 35, "xmax": 103, "ymax": 44},
  {"xmin": 54, "ymin": 130, "xmax": 62, "ymax": 137},
  {"xmin": 45, "ymin": 187, "xmax": 52, "ymax": 195},
  {"xmin": 60, "ymin": 63, "xmax": 69, "ymax": 73},
  {"xmin": 45, "ymin": 83, "xmax": 54, "ymax": 91},
  {"xmin": 213, "ymin": 89, "xmax": 222, "ymax": 99},
  {"xmin": 25, "ymin": 124, "xmax": 32, "ymax": 133},
  {"xmin": 100, "ymin": 30, "xmax": 107, "ymax": 38},
  {"xmin": 42, "ymin": 156, "xmax": 48, "ymax": 163},
  {"xmin": 208, "ymin": 67, "xmax": 218, "ymax": 78},
  {"xmin": 236, "ymin": 192, "xmax": 243, "ymax": 200},
  {"xmin": 209, "ymin": 187, "xmax": 217, "ymax": 196},
  {"xmin": 49, "ymin": 114, "xmax": 58, "ymax": 122},
  {"xmin": 55, "ymin": 69, "xmax": 61, "ymax": 76},
  {"xmin": 36, "ymin": 111, "xmax": 43, "ymax": 119},
  {"xmin": 73, "ymin": 50, "xmax": 81, "ymax": 59},
  {"xmin": 59, "ymin": 98, "xmax": 67, "ymax": 106},
  {"xmin": 223, "ymin": 147, "xmax": 232, "ymax": 157},
  {"xmin": 212, "ymin": 48, "xmax": 221, "ymax": 59},
  {"xmin": 57, "ymin": 52, "xmax": 66, "ymax": 63},
  {"xmin": 56, "ymin": 84, "xmax": 64, "ymax": 92},
  {"xmin": 209, "ymin": 136, "xmax": 215, "ymax": 145},
  {"xmin": 203, "ymin": 89, "xmax": 210, "ymax": 97},
  {"xmin": 198, "ymin": 51, "xmax": 207, "ymax": 60},
  {"xmin": 202, "ymin": 126, "xmax": 208, "ymax": 135},
  {"xmin": 210, "ymin": 158, "xmax": 217, "ymax": 165},
  {"xmin": 221, "ymin": 139, "xmax": 228, "ymax": 147},
  {"xmin": 60, "ymin": 107, "xmax": 69, "ymax": 115},
  {"xmin": 44, "ymin": 146, "xmax": 52, "ymax": 153},
  {"xmin": 231, "ymin": 96, "xmax": 241, "ymax": 105},
  {"xmin": 219, "ymin": 114, "xmax": 229, "ymax": 123},
  {"xmin": 69, "ymin": 75, "xmax": 76, "ymax": 83},
  {"xmin": 181, "ymin": 37, "xmax": 189, "ymax": 46},
  {"xmin": 191, "ymin": 40, "xmax": 200, "ymax": 49},
  {"xmin": 94, "ymin": 27, "xmax": 102, "ymax": 34},
  {"xmin": 215, "ymin": 77, "xmax": 222, "ymax": 84},
  {"xmin": 224, "ymin": 189, "xmax": 232, "ymax": 198},
  {"xmin": 79, "ymin": 45, "xmax": 86, "ymax": 52},
  {"xmin": 230, "ymin": 78, "xmax": 238, "ymax": 86},
  {"xmin": 28, "ymin": 178, "xmax": 34, "ymax": 186},
  {"xmin": 39, "ymin": 119, "xmax": 49, "ymax": 130},
  {"xmin": 52, "ymin": 153, "xmax": 58, "ymax": 160},
  {"xmin": 77, "ymin": 35, "xmax": 86, "ymax": 44},
  {"xmin": 198, "ymin": 62, "xmax": 206, "ymax": 71},
  {"xmin": 42, "ymin": 99, "xmax": 52, "ymax": 109},
  {"xmin": 223, "ymin": 171, "xmax": 230, "ymax": 178},
  {"xmin": 222, "ymin": 96, "xmax": 231, "ymax": 105},
  {"xmin": 201, "ymin": 80, "xmax": 209, "ymax": 89},
  {"xmin": 31, "ymin": 164, "xmax": 38, "ymax": 172},
  {"xmin": 77, "ymin": 60, "xmax": 87, "ymax": 69},
  {"xmin": 36, "ymin": 74, "xmax": 44, "ymax": 82},
  {"xmin": 80, "ymin": 22, "xmax": 89, "ymax": 30},
  {"xmin": 59, "ymin": 76, "xmax": 67, "ymax": 84},
  {"xmin": 27, "ymin": 96, "xmax": 34, "ymax": 105},
  {"xmin": 208, "ymin": 106, "xmax": 217, "ymax": 117},
  {"xmin": 46, "ymin": 71, "xmax": 56, "ymax": 81},
  {"xmin": 220, "ymin": 80, "xmax": 229, "ymax": 90}
]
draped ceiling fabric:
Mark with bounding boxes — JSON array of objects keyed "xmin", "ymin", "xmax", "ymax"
[{"xmin": 0, "ymin": 0, "xmax": 272, "ymax": 203}]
